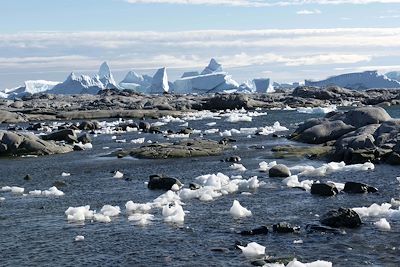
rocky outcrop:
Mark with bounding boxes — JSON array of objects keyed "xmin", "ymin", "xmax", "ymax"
[
  {"xmin": 310, "ymin": 183, "xmax": 339, "ymax": 197},
  {"xmin": 291, "ymin": 106, "xmax": 400, "ymax": 165},
  {"xmin": 109, "ymin": 139, "xmax": 229, "ymax": 159},
  {"xmin": 147, "ymin": 174, "xmax": 182, "ymax": 190},
  {"xmin": 268, "ymin": 164, "xmax": 291, "ymax": 178},
  {"xmin": 0, "ymin": 130, "xmax": 73, "ymax": 156}
]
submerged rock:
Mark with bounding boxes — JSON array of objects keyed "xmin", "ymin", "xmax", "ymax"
[
  {"xmin": 320, "ymin": 208, "xmax": 362, "ymax": 228},
  {"xmin": 240, "ymin": 226, "xmax": 269, "ymax": 236},
  {"xmin": 272, "ymin": 222, "xmax": 300, "ymax": 233},
  {"xmin": 42, "ymin": 129, "xmax": 78, "ymax": 144},
  {"xmin": 343, "ymin": 182, "xmax": 378, "ymax": 194}
]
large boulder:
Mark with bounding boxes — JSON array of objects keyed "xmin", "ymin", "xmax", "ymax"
[
  {"xmin": 42, "ymin": 129, "xmax": 78, "ymax": 144},
  {"xmin": 147, "ymin": 174, "xmax": 182, "ymax": 190},
  {"xmin": 78, "ymin": 120, "xmax": 100, "ymax": 130},
  {"xmin": 0, "ymin": 110, "xmax": 26, "ymax": 123},
  {"xmin": 293, "ymin": 120, "xmax": 355, "ymax": 144},
  {"xmin": 269, "ymin": 164, "xmax": 291, "ymax": 178},
  {"xmin": 343, "ymin": 107, "xmax": 391, "ymax": 128},
  {"xmin": 202, "ymin": 94, "xmax": 252, "ymax": 110},
  {"xmin": 320, "ymin": 208, "xmax": 362, "ymax": 228},
  {"xmin": 0, "ymin": 130, "xmax": 73, "ymax": 156}
]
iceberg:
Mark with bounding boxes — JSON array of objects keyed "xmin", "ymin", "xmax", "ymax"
[
  {"xmin": 253, "ymin": 78, "xmax": 275, "ymax": 93},
  {"xmin": 119, "ymin": 70, "xmax": 152, "ymax": 92},
  {"xmin": 181, "ymin": 71, "xmax": 200, "ymax": 78},
  {"xmin": 148, "ymin": 67, "xmax": 169, "ymax": 94},
  {"xmin": 4, "ymin": 80, "xmax": 60, "ymax": 99},
  {"xmin": 98, "ymin": 61, "xmax": 119, "ymax": 89},
  {"xmin": 305, "ymin": 70, "xmax": 400, "ymax": 89},
  {"xmin": 386, "ymin": 71, "xmax": 400, "ymax": 82},
  {"xmin": 201, "ymin": 58, "xmax": 223, "ymax": 75}
]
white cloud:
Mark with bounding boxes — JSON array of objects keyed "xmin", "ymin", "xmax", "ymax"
[
  {"xmin": 296, "ymin": 9, "xmax": 321, "ymax": 15},
  {"xmin": 123, "ymin": 0, "xmax": 400, "ymax": 6}
]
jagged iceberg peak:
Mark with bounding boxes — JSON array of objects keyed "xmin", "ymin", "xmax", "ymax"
[
  {"xmin": 149, "ymin": 67, "xmax": 169, "ymax": 94},
  {"xmin": 121, "ymin": 70, "xmax": 144, "ymax": 84},
  {"xmin": 66, "ymin": 72, "xmax": 77, "ymax": 81},
  {"xmin": 201, "ymin": 58, "xmax": 223, "ymax": 75},
  {"xmin": 98, "ymin": 61, "xmax": 118, "ymax": 89}
]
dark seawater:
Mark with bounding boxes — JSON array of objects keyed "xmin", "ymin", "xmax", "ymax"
[{"xmin": 0, "ymin": 108, "xmax": 399, "ymax": 267}]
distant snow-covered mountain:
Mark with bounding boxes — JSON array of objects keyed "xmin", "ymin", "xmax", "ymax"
[
  {"xmin": 305, "ymin": 70, "xmax": 400, "ymax": 89},
  {"xmin": 386, "ymin": 71, "xmax": 400, "ymax": 82}
]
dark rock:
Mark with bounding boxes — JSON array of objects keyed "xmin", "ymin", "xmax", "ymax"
[
  {"xmin": 42, "ymin": 129, "xmax": 78, "ymax": 144},
  {"xmin": 73, "ymin": 145, "xmax": 84, "ymax": 151},
  {"xmin": 189, "ymin": 183, "xmax": 201, "ymax": 190},
  {"xmin": 226, "ymin": 156, "xmax": 241, "ymax": 163},
  {"xmin": 149, "ymin": 126, "xmax": 162, "ymax": 134},
  {"xmin": 77, "ymin": 133, "xmax": 92, "ymax": 144},
  {"xmin": 148, "ymin": 175, "xmax": 182, "ymax": 190},
  {"xmin": 320, "ymin": 208, "xmax": 362, "ymax": 228},
  {"xmin": 177, "ymin": 128, "xmax": 193, "ymax": 135},
  {"xmin": 240, "ymin": 226, "xmax": 269, "ymax": 236},
  {"xmin": 251, "ymin": 260, "xmax": 267, "ymax": 266},
  {"xmin": 269, "ymin": 164, "xmax": 291, "ymax": 178},
  {"xmin": 210, "ymin": 247, "xmax": 229, "ymax": 253},
  {"xmin": 26, "ymin": 123, "xmax": 43, "ymax": 131},
  {"xmin": 311, "ymin": 183, "xmax": 339, "ymax": 197},
  {"xmin": 343, "ymin": 107, "xmax": 391, "ymax": 128},
  {"xmin": 78, "ymin": 120, "xmax": 100, "ymax": 131},
  {"xmin": 139, "ymin": 121, "xmax": 151, "ymax": 131},
  {"xmin": 53, "ymin": 180, "xmax": 67, "ymax": 187},
  {"xmin": 343, "ymin": 182, "xmax": 378, "ymax": 194},
  {"xmin": 272, "ymin": 222, "xmax": 300, "ymax": 233},
  {"xmin": 24, "ymin": 174, "xmax": 32, "ymax": 181}
]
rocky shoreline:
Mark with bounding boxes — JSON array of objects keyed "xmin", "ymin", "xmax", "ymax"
[{"xmin": 1, "ymin": 86, "xmax": 400, "ymax": 123}]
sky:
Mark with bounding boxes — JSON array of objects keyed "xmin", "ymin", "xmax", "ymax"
[{"xmin": 1, "ymin": 0, "xmax": 400, "ymax": 89}]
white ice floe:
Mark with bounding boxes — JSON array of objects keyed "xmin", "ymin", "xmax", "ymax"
[
  {"xmin": 285, "ymin": 259, "xmax": 333, "ymax": 267},
  {"xmin": 65, "ymin": 206, "xmax": 95, "ymax": 222},
  {"xmin": 128, "ymin": 213, "xmax": 155, "ymax": 226},
  {"xmin": 61, "ymin": 172, "xmax": 71, "ymax": 177},
  {"xmin": 113, "ymin": 171, "xmax": 124, "ymax": 178},
  {"xmin": 125, "ymin": 201, "xmax": 152, "ymax": 214},
  {"xmin": 0, "ymin": 197, "xmax": 5, "ymax": 201},
  {"xmin": 290, "ymin": 161, "xmax": 374, "ymax": 177},
  {"xmin": 160, "ymin": 115, "xmax": 185, "ymax": 123},
  {"xmin": 220, "ymin": 122, "xmax": 287, "ymax": 137},
  {"xmin": 297, "ymin": 105, "xmax": 337, "ymax": 114},
  {"xmin": 93, "ymin": 213, "xmax": 111, "ymax": 223},
  {"xmin": 152, "ymin": 121, "xmax": 166, "ymax": 127},
  {"xmin": 179, "ymin": 122, "xmax": 189, "ymax": 127},
  {"xmin": 225, "ymin": 113, "xmax": 252, "ymax": 123},
  {"xmin": 152, "ymin": 190, "xmax": 182, "ymax": 208},
  {"xmin": 100, "ymin": 205, "xmax": 121, "ymax": 217},
  {"xmin": 29, "ymin": 190, "xmax": 42, "ymax": 196},
  {"xmin": 74, "ymin": 235, "xmax": 85, "ymax": 242},
  {"xmin": 229, "ymin": 163, "xmax": 247, "ymax": 172},
  {"xmin": 353, "ymin": 202, "xmax": 400, "ymax": 218},
  {"xmin": 396, "ymin": 177, "xmax": 400, "ymax": 184},
  {"xmin": 257, "ymin": 122, "xmax": 288, "ymax": 135},
  {"xmin": 74, "ymin": 142, "xmax": 93, "ymax": 150},
  {"xmin": 162, "ymin": 202, "xmax": 185, "ymax": 223},
  {"xmin": 42, "ymin": 186, "xmax": 64, "ymax": 196},
  {"xmin": 237, "ymin": 242, "xmax": 265, "ymax": 258},
  {"xmin": 1, "ymin": 186, "xmax": 24, "ymax": 194},
  {"xmin": 259, "ymin": 161, "xmax": 277, "ymax": 172},
  {"xmin": 206, "ymin": 122, "xmax": 217, "ymax": 126},
  {"xmin": 230, "ymin": 200, "xmax": 252, "ymax": 219},
  {"xmin": 131, "ymin": 138, "xmax": 145, "ymax": 144},
  {"xmin": 391, "ymin": 198, "xmax": 400, "ymax": 208},
  {"xmin": 282, "ymin": 175, "xmax": 315, "ymax": 191},
  {"xmin": 374, "ymin": 218, "xmax": 391, "ymax": 231},
  {"xmin": 204, "ymin": 128, "xmax": 219, "ymax": 134}
]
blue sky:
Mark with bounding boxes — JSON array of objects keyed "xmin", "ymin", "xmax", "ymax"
[{"xmin": 1, "ymin": 0, "xmax": 400, "ymax": 88}]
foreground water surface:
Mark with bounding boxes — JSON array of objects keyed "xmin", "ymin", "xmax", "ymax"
[{"xmin": 1, "ymin": 108, "xmax": 400, "ymax": 266}]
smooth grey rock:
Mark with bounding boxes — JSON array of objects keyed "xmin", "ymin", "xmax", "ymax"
[
  {"xmin": 343, "ymin": 107, "xmax": 391, "ymax": 128},
  {"xmin": 269, "ymin": 164, "xmax": 291, "ymax": 178}
]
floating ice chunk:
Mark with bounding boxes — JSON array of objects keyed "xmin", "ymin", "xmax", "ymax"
[
  {"xmin": 168, "ymin": 133, "xmax": 190, "ymax": 139},
  {"xmin": 352, "ymin": 203, "xmax": 399, "ymax": 218},
  {"xmin": 131, "ymin": 138, "xmax": 145, "ymax": 144},
  {"xmin": 226, "ymin": 114, "xmax": 252, "ymax": 123},
  {"xmin": 237, "ymin": 242, "xmax": 265, "ymax": 258},
  {"xmin": 116, "ymin": 139, "xmax": 126, "ymax": 143},
  {"xmin": 29, "ymin": 190, "xmax": 42, "ymax": 196},
  {"xmin": 125, "ymin": 201, "xmax": 152, "ymax": 213},
  {"xmin": 282, "ymin": 175, "xmax": 314, "ymax": 191},
  {"xmin": 293, "ymin": 240, "xmax": 303, "ymax": 244},
  {"xmin": 61, "ymin": 172, "xmax": 71, "ymax": 177},
  {"xmin": 259, "ymin": 161, "xmax": 277, "ymax": 172},
  {"xmin": 171, "ymin": 184, "xmax": 180, "ymax": 191},
  {"xmin": 179, "ymin": 122, "xmax": 189, "ymax": 127},
  {"xmin": 0, "ymin": 197, "xmax": 5, "ymax": 201},
  {"xmin": 286, "ymin": 259, "xmax": 333, "ymax": 267},
  {"xmin": 42, "ymin": 186, "xmax": 64, "ymax": 196},
  {"xmin": 152, "ymin": 190, "xmax": 182, "ymax": 208},
  {"xmin": 257, "ymin": 122, "xmax": 289, "ymax": 136},
  {"xmin": 396, "ymin": 177, "xmax": 400, "ymax": 184},
  {"xmin": 229, "ymin": 163, "xmax": 246, "ymax": 172},
  {"xmin": 74, "ymin": 142, "xmax": 93, "ymax": 150},
  {"xmin": 297, "ymin": 105, "xmax": 337, "ymax": 114},
  {"xmin": 152, "ymin": 121, "xmax": 166, "ymax": 127},
  {"xmin": 161, "ymin": 115, "xmax": 185, "ymax": 123},
  {"xmin": 374, "ymin": 218, "xmax": 391, "ymax": 231},
  {"xmin": 230, "ymin": 200, "xmax": 252, "ymax": 219},
  {"xmin": 93, "ymin": 213, "xmax": 111, "ymax": 223},
  {"xmin": 204, "ymin": 128, "xmax": 219, "ymax": 134},
  {"xmin": 113, "ymin": 171, "xmax": 124, "ymax": 178},
  {"xmin": 391, "ymin": 198, "xmax": 400, "ymax": 208},
  {"xmin": 65, "ymin": 206, "xmax": 94, "ymax": 222},
  {"xmin": 128, "ymin": 213, "xmax": 154, "ymax": 226},
  {"xmin": 100, "ymin": 205, "xmax": 121, "ymax": 217},
  {"xmin": 294, "ymin": 162, "xmax": 374, "ymax": 177},
  {"xmin": 10, "ymin": 186, "xmax": 24, "ymax": 194},
  {"xmin": 74, "ymin": 235, "xmax": 85, "ymax": 242},
  {"xmin": 111, "ymin": 136, "xmax": 117, "ymax": 140},
  {"xmin": 206, "ymin": 122, "xmax": 217, "ymax": 126},
  {"xmin": 162, "ymin": 202, "xmax": 185, "ymax": 223}
]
